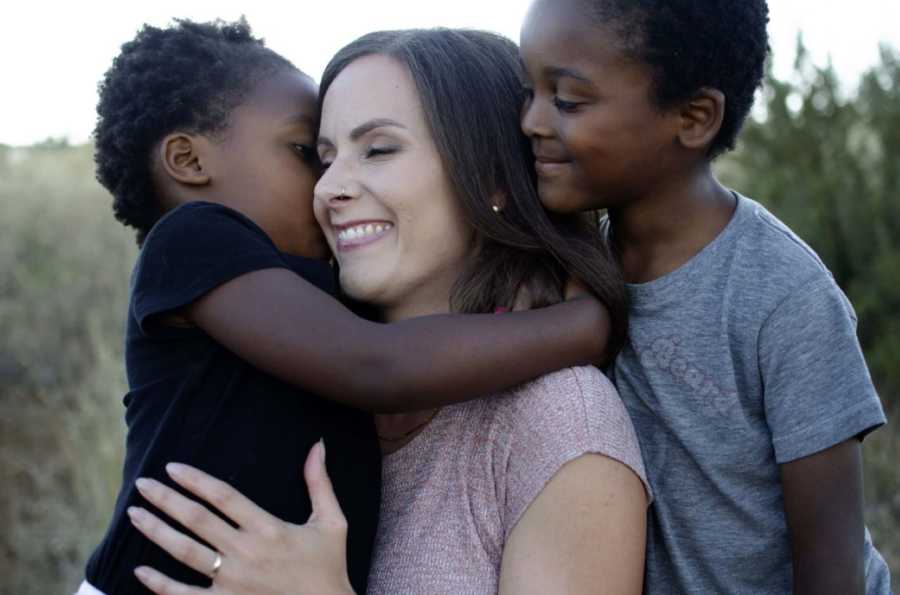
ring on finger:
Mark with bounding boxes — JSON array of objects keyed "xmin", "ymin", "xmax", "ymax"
[{"xmin": 209, "ymin": 553, "xmax": 223, "ymax": 579}]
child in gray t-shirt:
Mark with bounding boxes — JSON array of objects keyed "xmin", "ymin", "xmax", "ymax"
[{"xmin": 520, "ymin": 0, "xmax": 891, "ymax": 592}]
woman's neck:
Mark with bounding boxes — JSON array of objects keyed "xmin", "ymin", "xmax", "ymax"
[
  {"xmin": 610, "ymin": 167, "xmax": 735, "ymax": 284},
  {"xmin": 376, "ymin": 295, "xmax": 452, "ymax": 455}
]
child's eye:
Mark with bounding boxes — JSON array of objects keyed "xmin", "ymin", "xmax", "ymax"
[
  {"xmin": 292, "ymin": 144, "xmax": 319, "ymax": 163},
  {"xmin": 553, "ymin": 97, "xmax": 582, "ymax": 113}
]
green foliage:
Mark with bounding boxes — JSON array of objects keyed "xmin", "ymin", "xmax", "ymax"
[
  {"xmin": 719, "ymin": 42, "xmax": 900, "ymax": 578},
  {"xmin": 0, "ymin": 144, "xmax": 136, "ymax": 594}
]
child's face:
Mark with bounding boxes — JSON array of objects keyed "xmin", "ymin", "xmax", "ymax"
[
  {"xmin": 208, "ymin": 70, "xmax": 329, "ymax": 259},
  {"xmin": 519, "ymin": 0, "xmax": 682, "ymax": 213}
]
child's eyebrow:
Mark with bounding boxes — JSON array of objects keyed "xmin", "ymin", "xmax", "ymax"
[
  {"xmin": 282, "ymin": 113, "xmax": 316, "ymax": 127},
  {"xmin": 545, "ymin": 66, "xmax": 593, "ymax": 85}
]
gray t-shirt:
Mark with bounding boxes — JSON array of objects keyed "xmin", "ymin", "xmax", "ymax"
[{"xmin": 609, "ymin": 194, "xmax": 891, "ymax": 594}]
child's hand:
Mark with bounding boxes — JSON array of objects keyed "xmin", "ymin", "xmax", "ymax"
[
  {"xmin": 128, "ymin": 441, "xmax": 355, "ymax": 595},
  {"xmin": 564, "ymin": 277, "xmax": 612, "ymax": 368}
]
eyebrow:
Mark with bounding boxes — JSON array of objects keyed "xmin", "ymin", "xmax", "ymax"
[
  {"xmin": 317, "ymin": 118, "xmax": 407, "ymax": 148},
  {"xmin": 545, "ymin": 66, "xmax": 593, "ymax": 85},
  {"xmin": 282, "ymin": 113, "xmax": 316, "ymax": 127}
]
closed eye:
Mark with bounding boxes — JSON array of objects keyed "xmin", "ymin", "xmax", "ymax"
[
  {"xmin": 365, "ymin": 146, "xmax": 398, "ymax": 159},
  {"xmin": 292, "ymin": 143, "xmax": 319, "ymax": 163},
  {"xmin": 553, "ymin": 97, "xmax": 582, "ymax": 113}
]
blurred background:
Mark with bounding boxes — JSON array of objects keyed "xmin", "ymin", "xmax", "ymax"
[{"xmin": 1, "ymin": 1, "xmax": 897, "ymax": 593}]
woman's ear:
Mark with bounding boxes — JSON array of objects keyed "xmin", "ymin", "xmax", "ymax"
[
  {"xmin": 677, "ymin": 87, "xmax": 726, "ymax": 152},
  {"xmin": 158, "ymin": 133, "xmax": 212, "ymax": 186}
]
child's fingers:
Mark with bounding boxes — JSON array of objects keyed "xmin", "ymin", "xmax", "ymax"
[
  {"xmin": 304, "ymin": 441, "xmax": 347, "ymax": 530},
  {"xmin": 165, "ymin": 462, "xmax": 282, "ymax": 533},
  {"xmin": 128, "ymin": 506, "xmax": 221, "ymax": 579},
  {"xmin": 134, "ymin": 565, "xmax": 208, "ymax": 595},
  {"xmin": 135, "ymin": 477, "xmax": 235, "ymax": 551}
]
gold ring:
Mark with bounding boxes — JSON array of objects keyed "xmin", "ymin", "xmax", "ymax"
[{"xmin": 210, "ymin": 553, "xmax": 223, "ymax": 579}]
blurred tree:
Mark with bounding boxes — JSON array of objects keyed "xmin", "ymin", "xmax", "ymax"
[
  {"xmin": 720, "ymin": 42, "xmax": 900, "ymax": 576},
  {"xmin": 721, "ymin": 40, "xmax": 900, "ymax": 404}
]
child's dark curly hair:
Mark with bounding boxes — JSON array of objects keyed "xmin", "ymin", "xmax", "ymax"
[
  {"xmin": 94, "ymin": 18, "xmax": 297, "ymax": 244},
  {"xmin": 584, "ymin": 0, "xmax": 769, "ymax": 157}
]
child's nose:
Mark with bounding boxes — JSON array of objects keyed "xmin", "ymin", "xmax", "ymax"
[{"xmin": 521, "ymin": 95, "xmax": 553, "ymax": 139}]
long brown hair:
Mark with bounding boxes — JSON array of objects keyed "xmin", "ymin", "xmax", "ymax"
[{"xmin": 320, "ymin": 29, "xmax": 629, "ymax": 357}]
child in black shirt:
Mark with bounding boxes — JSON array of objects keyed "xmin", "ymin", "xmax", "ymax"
[{"xmin": 83, "ymin": 19, "xmax": 614, "ymax": 594}]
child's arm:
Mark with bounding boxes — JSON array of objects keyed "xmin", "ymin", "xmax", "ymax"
[
  {"xmin": 780, "ymin": 439, "xmax": 866, "ymax": 595},
  {"xmin": 184, "ymin": 267, "xmax": 609, "ymax": 412},
  {"xmin": 758, "ymin": 274, "xmax": 886, "ymax": 595}
]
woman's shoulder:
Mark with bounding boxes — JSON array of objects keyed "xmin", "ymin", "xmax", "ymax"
[
  {"xmin": 487, "ymin": 366, "xmax": 651, "ymax": 538},
  {"xmin": 493, "ymin": 365, "xmax": 628, "ymax": 430}
]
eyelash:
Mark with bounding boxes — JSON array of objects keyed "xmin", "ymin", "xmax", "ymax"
[
  {"xmin": 292, "ymin": 144, "xmax": 318, "ymax": 163},
  {"xmin": 317, "ymin": 146, "xmax": 397, "ymax": 171},
  {"xmin": 366, "ymin": 146, "xmax": 397, "ymax": 159},
  {"xmin": 553, "ymin": 97, "xmax": 582, "ymax": 113},
  {"xmin": 521, "ymin": 86, "xmax": 583, "ymax": 115}
]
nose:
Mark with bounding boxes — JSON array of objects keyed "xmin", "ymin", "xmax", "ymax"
[
  {"xmin": 521, "ymin": 92, "xmax": 553, "ymax": 139},
  {"xmin": 314, "ymin": 160, "xmax": 357, "ymax": 209}
]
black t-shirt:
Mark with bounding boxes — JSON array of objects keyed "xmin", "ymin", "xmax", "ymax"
[{"xmin": 86, "ymin": 202, "xmax": 381, "ymax": 594}]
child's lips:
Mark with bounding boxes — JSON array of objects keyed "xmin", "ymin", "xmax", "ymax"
[{"xmin": 535, "ymin": 157, "xmax": 571, "ymax": 176}]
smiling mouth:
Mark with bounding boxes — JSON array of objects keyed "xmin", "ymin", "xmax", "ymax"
[{"xmin": 334, "ymin": 222, "xmax": 394, "ymax": 251}]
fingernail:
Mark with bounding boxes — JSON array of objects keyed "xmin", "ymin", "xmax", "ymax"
[
  {"xmin": 318, "ymin": 439, "xmax": 326, "ymax": 464},
  {"xmin": 166, "ymin": 463, "xmax": 186, "ymax": 478},
  {"xmin": 134, "ymin": 566, "xmax": 150, "ymax": 581},
  {"xmin": 127, "ymin": 506, "xmax": 145, "ymax": 523},
  {"xmin": 135, "ymin": 478, "xmax": 150, "ymax": 492}
]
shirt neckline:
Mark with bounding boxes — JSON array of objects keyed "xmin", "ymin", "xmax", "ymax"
[{"xmin": 624, "ymin": 191, "xmax": 752, "ymax": 309}]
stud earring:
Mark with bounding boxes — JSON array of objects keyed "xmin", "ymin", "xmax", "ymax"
[{"xmin": 492, "ymin": 204, "xmax": 502, "ymax": 213}]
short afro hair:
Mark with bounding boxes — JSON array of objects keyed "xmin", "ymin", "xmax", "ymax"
[
  {"xmin": 584, "ymin": 0, "xmax": 769, "ymax": 158},
  {"xmin": 93, "ymin": 18, "xmax": 297, "ymax": 244}
]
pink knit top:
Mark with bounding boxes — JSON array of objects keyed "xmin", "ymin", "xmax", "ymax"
[{"xmin": 367, "ymin": 366, "xmax": 650, "ymax": 594}]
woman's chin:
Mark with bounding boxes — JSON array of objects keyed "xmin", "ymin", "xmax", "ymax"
[{"xmin": 338, "ymin": 273, "xmax": 388, "ymax": 306}]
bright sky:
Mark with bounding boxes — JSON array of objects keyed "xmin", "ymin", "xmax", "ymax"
[{"xmin": 2, "ymin": 0, "xmax": 898, "ymax": 146}]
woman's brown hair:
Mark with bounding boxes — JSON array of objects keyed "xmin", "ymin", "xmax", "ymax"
[{"xmin": 320, "ymin": 29, "xmax": 629, "ymax": 358}]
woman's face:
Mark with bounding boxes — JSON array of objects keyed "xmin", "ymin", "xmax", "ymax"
[{"xmin": 314, "ymin": 55, "xmax": 474, "ymax": 321}]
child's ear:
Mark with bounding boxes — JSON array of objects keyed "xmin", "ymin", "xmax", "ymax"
[
  {"xmin": 677, "ymin": 88, "xmax": 725, "ymax": 152},
  {"xmin": 158, "ymin": 133, "xmax": 212, "ymax": 186}
]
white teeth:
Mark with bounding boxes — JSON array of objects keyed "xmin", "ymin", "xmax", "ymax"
[{"xmin": 337, "ymin": 223, "xmax": 393, "ymax": 242}]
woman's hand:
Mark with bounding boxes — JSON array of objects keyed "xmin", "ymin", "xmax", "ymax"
[{"xmin": 127, "ymin": 441, "xmax": 355, "ymax": 595}]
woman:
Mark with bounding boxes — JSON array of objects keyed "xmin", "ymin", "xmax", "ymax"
[{"xmin": 127, "ymin": 29, "xmax": 650, "ymax": 594}]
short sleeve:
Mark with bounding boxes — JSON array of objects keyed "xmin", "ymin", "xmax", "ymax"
[
  {"xmin": 760, "ymin": 273, "xmax": 886, "ymax": 463},
  {"xmin": 132, "ymin": 202, "xmax": 288, "ymax": 334},
  {"xmin": 498, "ymin": 366, "xmax": 651, "ymax": 541}
]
